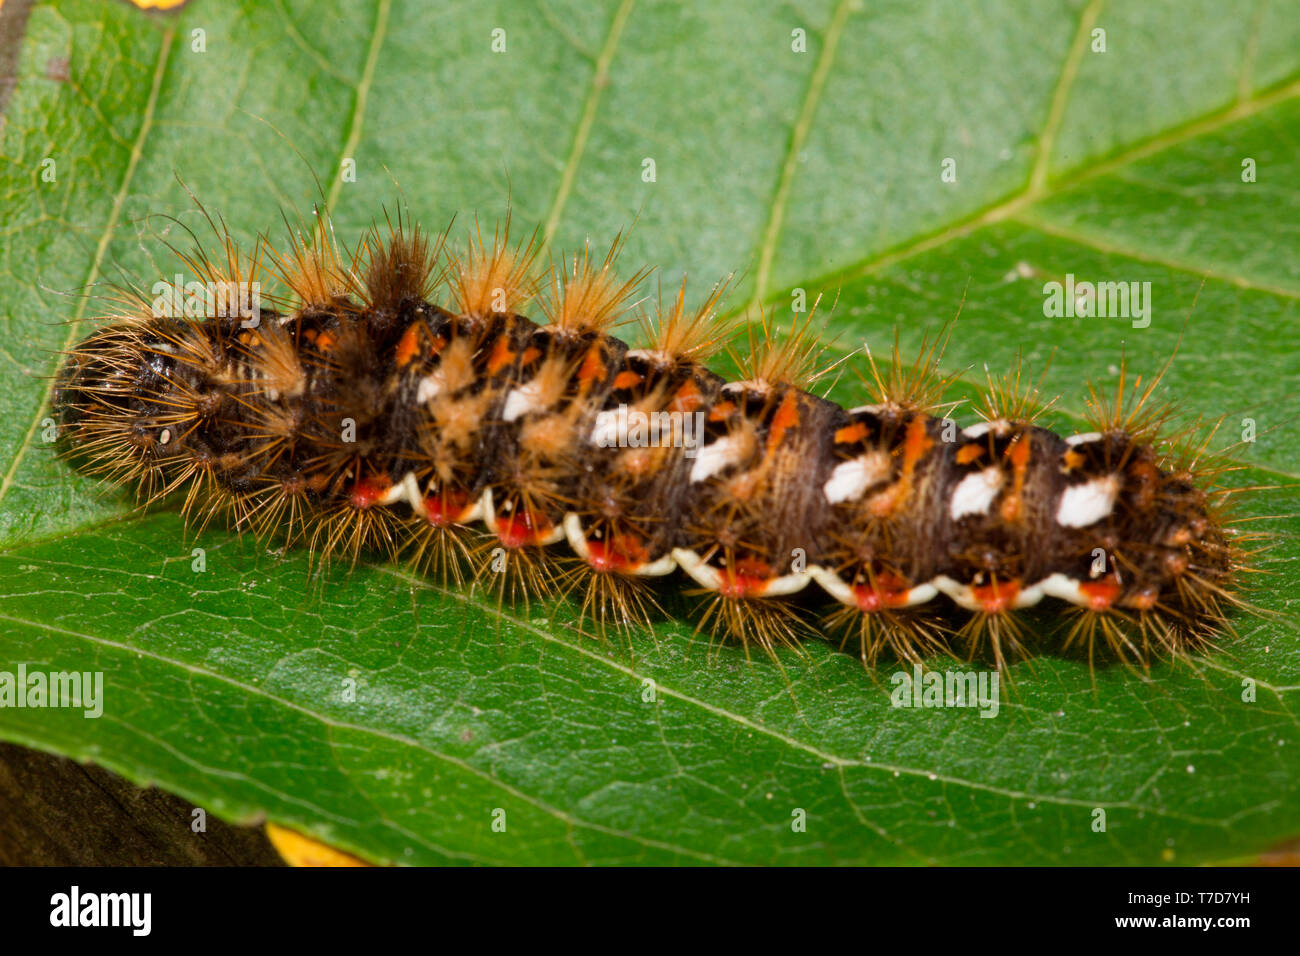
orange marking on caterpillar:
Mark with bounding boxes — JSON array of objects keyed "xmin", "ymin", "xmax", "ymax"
[
  {"xmin": 520, "ymin": 345, "xmax": 542, "ymax": 366},
  {"xmin": 577, "ymin": 344, "xmax": 606, "ymax": 388},
  {"xmin": 1062, "ymin": 449, "xmax": 1085, "ymax": 471},
  {"xmin": 394, "ymin": 324, "xmax": 422, "ymax": 368},
  {"xmin": 314, "ymin": 330, "xmax": 338, "ymax": 352},
  {"xmin": 487, "ymin": 336, "xmax": 516, "ymax": 374},
  {"xmin": 612, "ymin": 370, "xmax": 642, "ymax": 390},
  {"xmin": 764, "ymin": 390, "xmax": 800, "ymax": 457},
  {"xmin": 424, "ymin": 487, "xmax": 472, "ymax": 526},
  {"xmin": 1079, "ymin": 577, "xmax": 1122, "ymax": 611},
  {"xmin": 852, "ymin": 572, "xmax": 913, "ymax": 612},
  {"xmin": 670, "ymin": 378, "xmax": 704, "ymax": 414},
  {"xmin": 869, "ymin": 417, "xmax": 931, "ymax": 518},
  {"xmin": 956, "ymin": 443, "xmax": 983, "ymax": 465},
  {"xmin": 717, "ymin": 557, "xmax": 775, "ymax": 599},
  {"xmin": 971, "ymin": 578, "xmax": 1020, "ymax": 614},
  {"xmin": 708, "ymin": 399, "xmax": 736, "ymax": 421},
  {"xmin": 999, "ymin": 433, "xmax": 1032, "ymax": 521},
  {"xmin": 834, "ymin": 421, "xmax": 870, "ymax": 445},
  {"xmin": 495, "ymin": 508, "xmax": 553, "ymax": 548},
  {"xmin": 349, "ymin": 476, "xmax": 390, "ymax": 509},
  {"xmin": 585, "ymin": 531, "xmax": 652, "ymax": 573}
]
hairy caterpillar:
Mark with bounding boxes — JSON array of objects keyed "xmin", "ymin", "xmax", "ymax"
[{"xmin": 52, "ymin": 204, "xmax": 1256, "ymax": 673}]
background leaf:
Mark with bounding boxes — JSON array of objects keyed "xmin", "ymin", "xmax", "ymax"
[{"xmin": 0, "ymin": 0, "xmax": 1297, "ymax": 865}]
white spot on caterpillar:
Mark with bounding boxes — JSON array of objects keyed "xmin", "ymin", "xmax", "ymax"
[
  {"xmin": 1056, "ymin": 474, "xmax": 1119, "ymax": 527},
  {"xmin": 416, "ymin": 371, "xmax": 446, "ymax": 404},
  {"xmin": 823, "ymin": 451, "xmax": 891, "ymax": 504},
  {"xmin": 1065, "ymin": 431, "xmax": 1103, "ymax": 446},
  {"xmin": 502, "ymin": 381, "xmax": 545, "ymax": 422},
  {"xmin": 961, "ymin": 419, "xmax": 1008, "ymax": 440},
  {"xmin": 810, "ymin": 567, "xmax": 854, "ymax": 605},
  {"xmin": 589, "ymin": 408, "xmax": 625, "ymax": 447},
  {"xmin": 690, "ymin": 434, "xmax": 743, "ymax": 483},
  {"xmin": 625, "ymin": 347, "xmax": 674, "ymax": 368},
  {"xmin": 950, "ymin": 467, "xmax": 1004, "ymax": 519}
]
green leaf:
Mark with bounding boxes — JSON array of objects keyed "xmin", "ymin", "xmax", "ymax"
[{"xmin": 1, "ymin": 0, "xmax": 1297, "ymax": 865}]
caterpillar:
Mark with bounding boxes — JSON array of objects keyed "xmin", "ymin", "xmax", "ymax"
[{"xmin": 52, "ymin": 204, "xmax": 1255, "ymax": 674}]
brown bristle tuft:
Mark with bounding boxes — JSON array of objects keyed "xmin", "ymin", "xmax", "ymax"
[
  {"xmin": 860, "ymin": 325, "xmax": 960, "ymax": 414},
  {"xmin": 956, "ymin": 608, "xmax": 1030, "ymax": 674},
  {"xmin": 159, "ymin": 190, "xmax": 272, "ymax": 321},
  {"xmin": 692, "ymin": 592, "xmax": 809, "ymax": 661},
  {"xmin": 448, "ymin": 214, "xmax": 540, "ymax": 319},
  {"xmin": 362, "ymin": 207, "xmax": 447, "ymax": 312},
  {"xmin": 541, "ymin": 234, "xmax": 648, "ymax": 334},
  {"xmin": 637, "ymin": 276, "xmax": 734, "ymax": 363},
  {"xmin": 732, "ymin": 305, "xmax": 832, "ymax": 390},
  {"xmin": 976, "ymin": 351, "xmax": 1057, "ymax": 425},
  {"xmin": 827, "ymin": 604, "xmax": 949, "ymax": 668},
  {"xmin": 402, "ymin": 517, "xmax": 472, "ymax": 589},
  {"xmin": 557, "ymin": 564, "xmax": 662, "ymax": 642},
  {"xmin": 270, "ymin": 209, "xmax": 361, "ymax": 308},
  {"xmin": 1084, "ymin": 352, "xmax": 1177, "ymax": 442}
]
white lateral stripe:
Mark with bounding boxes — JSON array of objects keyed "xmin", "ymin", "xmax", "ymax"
[
  {"xmin": 759, "ymin": 571, "xmax": 812, "ymax": 597},
  {"xmin": 477, "ymin": 489, "xmax": 496, "ymax": 532},
  {"xmin": 810, "ymin": 567, "xmax": 854, "ymax": 605},
  {"xmin": 1039, "ymin": 573, "xmax": 1086, "ymax": 604},
  {"xmin": 672, "ymin": 548, "xmax": 722, "ymax": 590},
  {"xmin": 668, "ymin": 548, "xmax": 812, "ymax": 596},
  {"xmin": 900, "ymin": 583, "xmax": 940, "ymax": 607},
  {"xmin": 931, "ymin": 576, "xmax": 976, "ymax": 610},
  {"xmin": 807, "ymin": 570, "xmax": 1116, "ymax": 612},
  {"xmin": 379, "ymin": 480, "xmax": 408, "ymax": 507},
  {"xmin": 563, "ymin": 513, "xmax": 677, "ymax": 575},
  {"xmin": 401, "ymin": 472, "xmax": 426, "ymax": 518},
  {"xmin": 562, "ymin": 513, "xmax": 591, "ymax": 560},
  {"xmin": 636, "ymin": 554, "xmax": 679, "ymax": 577},
  {"xmin": 1065, "ymin": 431, "xmax": 1103, "ymax": 446},
  {"xmin": 1014, "ymin": 582, "xmax": 1046, "ymax": 607}
]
